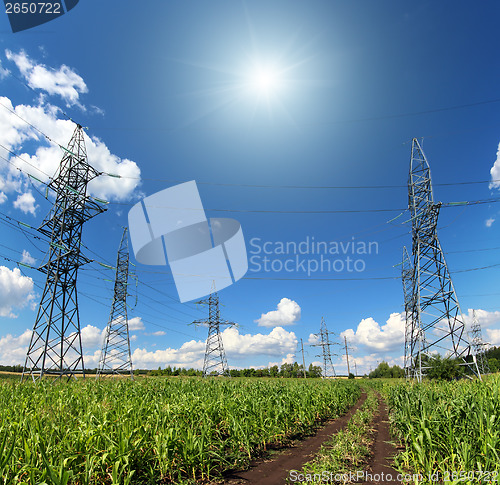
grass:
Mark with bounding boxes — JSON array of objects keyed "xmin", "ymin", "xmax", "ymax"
[{"xmin": 0, "ymin": 377, "xmax": 360, "ymax": 484}]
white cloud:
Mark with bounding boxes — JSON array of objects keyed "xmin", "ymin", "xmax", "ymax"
[
  {"xmin": 147, "ymin": 331, "xmax": 166, "ymax": 336},
  {"xmin": 255, "ymin": 298, "xmax": 301, "ymax": 327},
  {"xmin": 490, "ymin": 142, "xmax": 500, "ymax": 189},
  {"xmin": 0, "ymin": 266, "xmax": 35, "ymax": 317},
  {"xmin": 21, "ymin": 250, "xmax": 36, "ymax": 266},
  {"xmin": 463, "ymin": 308, "xmax": 500, "ymax": 329},
  {"xmin": 486, "ymin": 218, "xmax": 495, "ymax": 228},
  {"xmin": 223, "ymin": 326, "xmax": 297, "ymax": 358},
  {"xmin": 5, "ymin": 50, "xmax": 87, "ymax": 106},
  {"xmin": 0, "ymin": 192, "xmax": 6, "ymax": 204},
  {"xmin": 13, "ymin": 191, "xmax": 37, "ymax": 215},
  {"xmin": 128, "ymin": 316, "xmax": 145, "ymax": 331},
  {"xmin": 0, "ymin": 95, "xmax": 141, "ymax": 204},
  {"xmin": 307, "ymin": 333, "xmax": 320, "ymax": 345},
  {"xmin": 0, "ymin": 329, "xmax": 32, "ymax": 365},
  {"xmin": 341, "ymin": 312, "xmax": 405, "ymax": 352},
  {"xmin": 125, "ymin": 326, "xmax": 297, "ymax": 369},
  {"xmin": 0, "ymin": 59, "xmax": 8, "ymax": 79},
  {"xmin": 486, "ymin": 329, "xmax": 500, "ymax": 346},
  {"xmin": 268, "ymin": 353, "xmax": 296, "ymax": 368},
  {"xmin": 81, "ymin": 325, "xmax": 105, "ymax": 348}
]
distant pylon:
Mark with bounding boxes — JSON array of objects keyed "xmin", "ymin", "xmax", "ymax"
[
  {"xmin": 406, "ymin": 138, "xmax": 479, "ymax": 380},
  {"xmin": 22, "ymin": 125, "xmax": 106, "ymax": 382},
  {"xmin": 470, "ymin": 310, "xmax": 490, "ymax": 375},
  {"xmin": 312, "ymin": 317, "xmax": 337, "ymax": 378},
  {"xmin": 193, "ymin": 285, "xmax": 235, "ymax": 376},
  {"xmin": 97, "ymin": 227, "xmax": 134, "ymax": 379}
]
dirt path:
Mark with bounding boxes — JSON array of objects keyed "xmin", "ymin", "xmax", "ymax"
[
  {"xmin": 224, "ymin": 392, "xmax": 367, "ymax": 485},
  {"xmin": 361, "ymin": 398, "xmax": 401, "ymax": 485}
]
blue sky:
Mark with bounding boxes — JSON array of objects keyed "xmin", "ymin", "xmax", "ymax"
[{"xmin": 1, "ymin": 0, "xmax": 500, "ymax": 374}]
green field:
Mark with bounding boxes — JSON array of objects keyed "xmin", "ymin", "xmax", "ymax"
[
  {"xmin": 2, "ymin": 375, "xmax": 500, "ymax": 485},
  {"xmin": 0, "ymin": 377, "xmax": 360, "ymax": 484},
  {"xmin": 387, "ymin": 375, "xmax": 500, "ymax": 483}
]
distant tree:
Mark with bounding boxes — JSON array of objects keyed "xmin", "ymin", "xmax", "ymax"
[
  {"xmin": 269, "ymin": 365, "xmax": 279, "ymax": 377},
  {"xmin": 307, "ymin": 363, "xmax": 322, "ymax": 378},
  {"xmin": 485, "ymin": 346, "xmax": 500, "ymax": 361},
  {"xmin": 426, "ymin": 355, "xmax": 462, "ymax": 381},
  {"xmin": 348, "ymin": 372, "xmax": 355, "ymax": 379},
  {"xmin": 390, "ymin": 365, "xmax": 405, "ymax": 378},
  {"xmin": 280, "ymin": 363, "xmax": 293, "ymax": 378},
  {"xmin": 368, "ymin": 362, "xmax": 404, "ymax": 379},
  {"xmin": 488, "ymin": 358, "xmax": 499, "ymax": 373}
]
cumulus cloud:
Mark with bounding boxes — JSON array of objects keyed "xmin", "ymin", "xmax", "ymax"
[
  {"xmin": 341, "ymin": 312, "xmax": 405, "ymax": 352},
  {"xmin": 486, "ymin": 218, "xmax": 495, "ymax": 228},
  {"xmin": 255, "ymin": 298, "xmax": 301, "ymax": 327},
  {"xmin": 81, "ymin": 325, "xmax": 105, "ymax": 348},
  {"xmin": 486, "ymin": 328, "xmax": 500, "ymax": 345},
  {"xmin": 0, "ymin": 266, "xmax": 35, "ymax": 317},
  {"xmin": 13, "ymin": 191, "xmax": 37, "ymax": 215},
  {"xmin": 490, "ymin": 142, "xmax": 500, "ymax": 189},
  {"xmin": 21, "ymin": 250, "xmax": 36, "ymax": 265},
  {"xmin": 0, "ymin": 50, "xmax": 141, "ymax": 208},
  {"xmin": 308, "ymin": 333, "xmax": 320, "ymax": 345},
  {"xmin": 128, "ymin": 316, "xmax": 145, "ymax": 331},
  {"xmin": 123, "ymin": 326, "xmax": 297, "ymax": 370},
  {"xmin": 5, "ymin": 49, "xmax": 87, "ymax": 106},
  {"xmin": 0, "ymin": 329, "xmax": 32, "ymax": 365},
  {"xmin": 147, "ymin": 331, "xmax": 166, "ymax": 336},
  {"xmin": 0, "ymin": 98, "xmax": 141, "ymax": 202},
  {"xmin": 267, "ymin": 353, "xmax": 297, "ymax": 368},
  {"xmin": 463, "ymin": 308, "xmax": 500, "ymax": 329}
]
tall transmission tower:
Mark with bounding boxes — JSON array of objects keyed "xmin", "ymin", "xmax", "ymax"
[
  {"xmin": 402, "ymin": 246, "xmax": 416, "ymax": 379},
  {"xmin": 470, "ymin": 310, "xmax": 490, "ymax": 375},
  {"xmin": 406, "ymin": 138, "xmax": 479, "ymax": 380},
  {"xmin": 193, "ymin": 288, "xmax": 235, "ymax": 377},
  {"xmin": 344, "ymin": 335, "xmax": 351, "ymax": 376},
  {"xmin": 97, "ymin": 227, "xmax": 134, "ymax": 379},
  {"xmin": 23, "ymin": 125, "xmax": 106, "ymax": 381},
  {"xmin": 312, "ymin": 317, "xmax": 337, "ymax": 378}
]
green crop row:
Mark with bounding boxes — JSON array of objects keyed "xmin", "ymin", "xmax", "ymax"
[
  {"xmin": 387, "ymin": 375, "xmax": 500, "ymax": 483},
  {"xmin": 0, "ymin": 377, "xmax": 360, "ymax": 484}
]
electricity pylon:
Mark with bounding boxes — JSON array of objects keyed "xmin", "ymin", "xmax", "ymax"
[
  {"xmin": 97, "ymin": 228, "xmax": 134, "ymax": 379},
  {"xmin": 312, "ymin": 317, "xmax": 337, "ymax": 378},
  {"xmin": 402, "ymin": 247, "xmax": 416, "ymax": 378},
  {"xmin": 470, "ymin": 310, "xmax": 490, "ymax": 375},
  {"xmin": 406, "ymin": 138, "xmax": 480, "ymax": 380},
  {"xmin": 23, "ymin": 125, "xmax": 106, "ymax": 381},
  {"xmin": 193, "ymin": 287, "xmax": 235, "ymax": 376}
]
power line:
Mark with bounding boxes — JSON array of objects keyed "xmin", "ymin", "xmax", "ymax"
[{"xmin": 2, "ymin": 100, "xmax": 500, "ymax": 191}]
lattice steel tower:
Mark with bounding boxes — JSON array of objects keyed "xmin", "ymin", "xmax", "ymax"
[
  {"xmin": 406, "ymin": 138, "xmax": 479, "ymax": 380},
  {"xmin": 23, "ymin": 125, "xmax": 106, "ymax": 381},
  {"xmin": 470, "ymin": 310, "xmax": 490, "ymax": 375},
  {"xmin": 193, "ymin": 288, "xmax": 235, "ymax": 376},
  {"xmin": 312, "ymin": 317, "xmax": 337, "ymax": 378},
  {"xmin": 97, "ymin": 228, "xmax": 134, "ymax": 379}
]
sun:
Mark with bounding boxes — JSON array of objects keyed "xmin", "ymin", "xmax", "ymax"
[{"xmin": 247, "ymin": 64, "xmax": 283, "ymax": 97}]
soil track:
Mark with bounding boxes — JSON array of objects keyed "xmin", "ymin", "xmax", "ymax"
[
  {"xmin": 361, "ymin": 399, "xmax": 401, "ymax": 485},
  {"xmin": 224, "ymin": 392, "xmax": 367, "ymax": 485}
]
